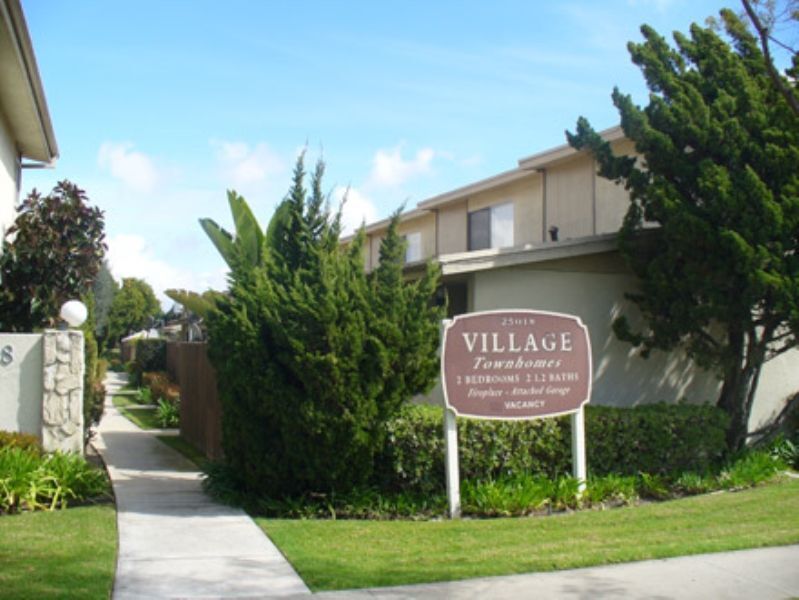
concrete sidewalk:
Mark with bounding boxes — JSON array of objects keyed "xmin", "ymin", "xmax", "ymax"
[{"xmin": 94, "ymin": 372, "xmax": 310, "ymax": 599}]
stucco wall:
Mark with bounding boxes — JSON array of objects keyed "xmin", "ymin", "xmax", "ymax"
[
  {"xmin": 545, "ymin": 155, "xmax": 594, "ymax": 240},
  {"xmin": 437, "ymin": 201, "xmax": 467, "ymax": 255},
  {"xmin": 0, "ymin": 333, "xmax": 43, "ymax": 436},
  {"xmin": 397, "ymin": 212, "xmax": 436, "ymax": 261},
  {"xmin": 0, "ymin": 331, "xmax": 86, "ymax": 453},
  {"xmin": 418, "ymin": 250, "xmax": 799, "ymax": 433},
  {"xmin": 0, "ymin": 112, "xmax": 19, "ymax": 239},
  {"xmin": 463, "ymin": 255, "xmax": 798, "ymax": 431},
  {"xmin": 467, "ymin": 174, "xmax": 543, "ymax": 247}
]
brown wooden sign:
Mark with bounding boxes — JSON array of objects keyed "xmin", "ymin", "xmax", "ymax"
[{"xmin": 442, "ymin": 310, "xmax": 592, "ymax": 420}]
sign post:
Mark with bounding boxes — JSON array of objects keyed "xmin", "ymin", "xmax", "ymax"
[
  {"xmin": 443, "ymin": 407, "xmax": 461, "ymax": 518},
  {"xmin": 441, "ymin": 310, "xmax": 592, "ymax": 517}
]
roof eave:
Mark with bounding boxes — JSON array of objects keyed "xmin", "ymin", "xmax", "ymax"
[
  {"xmin": 517, "ymin": 125, "xmax": 624, "ymax": 170},
  {"xmin": 1, "ymin": 0, "xmax": 58, "ymax": 163}
]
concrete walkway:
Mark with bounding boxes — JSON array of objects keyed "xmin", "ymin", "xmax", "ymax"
[
  {"xmin": 94, "ymin": 372, "xmax": 310, "ymax": 599},
  {"xmin": 94, "ymin": 372, "xmax": 799, "ymax": 599}
]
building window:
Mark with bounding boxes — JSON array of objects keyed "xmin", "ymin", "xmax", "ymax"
[
  {"xmin": 404, "ymin": 231, "xmax": 422, "ymax": 263},
  {"xmin": 468, "ymin": 202, "xmax": 514, "ymax": 251}
]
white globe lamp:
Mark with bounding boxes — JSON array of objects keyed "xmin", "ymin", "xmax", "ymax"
[{"xmin": 60, "ymin": 300, "xmax": 88, "ymax": 328}]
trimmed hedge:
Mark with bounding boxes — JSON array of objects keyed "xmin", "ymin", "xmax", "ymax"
[{"xmin": 375, "ymin": 403, "xmax": 729, "ymax": 493}]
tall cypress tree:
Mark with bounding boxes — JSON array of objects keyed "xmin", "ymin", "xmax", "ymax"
[
  {"xmin": 568, "ymin": 9, "xmax": 799, "ymax": 450},
  {"xmin": 207, "ymin": 154, "xmax": 443, "ymax": 496}
]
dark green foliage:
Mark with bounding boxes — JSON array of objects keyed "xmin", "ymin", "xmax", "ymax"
[
  {"xmin": 128, "ymin": 339, "xmax": 166, "ymax": 386},
  {"xmin": 0, "ymin": 181, "xmax": 106, "ymax": 332},
  {"xmin": 202, "ymin": 450, "xmax": 785, "ymax": 519},
  {"xmin": 81, "ymin": 294, "xmax": 105, "ymax": 441},
  {"xmin": 769, "ymin": 434, "xmax": 799, "ymax": 469},
  {"xmin": 568, "ymin": 11, "xmax": 799, "ymax": 451},
  {"xmin": 206, "ymin": 155, "xmax": 443, "ymax": 497},
  {"xmin": 106, "ymin": 278, "xmax": 160, "ymax": 346},
  {"xmin": 155, "ymin": 398, "xmax": 180, "ymax": 428},
  {"xmin": 375, "ymin": 403, "xmax": 729, "ymax": 493},
  {"xmin": 92, "ymin": 263, "xmax": 117, "ymax": 346},
  {"xmin": 586, "ymin": 404, "xmax": 728, "ymax": 476}
]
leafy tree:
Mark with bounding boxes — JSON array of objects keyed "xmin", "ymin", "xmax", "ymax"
[
  {"xmin": 92, "ymin": 262, "xmax": 118, "ymax": 347},
  {"xmin": 206, "ymin": 155, "xmax": 443, "ymax": 497},
  {"xmin": 106, "ymin": 278, "xmax": 160, "ymax": 346},
  {"xmin": 568, "ymin": 10, "xmax": 799, "ymax": 450},
  {"xmin": 81, "ymin": 293, "xmax": 105, "ymax": 440},
  {"xmin": 0, "ymin": 181, "xmax": 106, "ymax": 332}
]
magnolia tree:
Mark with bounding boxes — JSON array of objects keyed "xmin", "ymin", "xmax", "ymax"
[
  {"xmin": 568, "ymin": 9, "xmax": 799, "ymax": 450},
  {"xmin": 0, "ymin": 181, "xmax": 105, "ymax": 332}
]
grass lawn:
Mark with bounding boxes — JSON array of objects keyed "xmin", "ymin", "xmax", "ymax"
[
  {"xmin": 261, "ymin": 477, "xmax": 799, "ymax": 591},
  {"xmin": 0, "ymin": 505, "xmax": 117, "ymax": 599},
  {"xmin": 117, "ymin": 405, "xmax": 161, "ymax": 429},
  {"xmin": 156, "ymin": 435, "xmax": 207, "ymax": 468},
  {"xmin": 113, "ymin": 392, "xmax": 168, "ymax": 430}
]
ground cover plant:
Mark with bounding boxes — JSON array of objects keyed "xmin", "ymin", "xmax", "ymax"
[
  {"xmin": 260, "ymin": 477, "xmax": 799, "ymax": 591},
  {"xmin": 209, "ymin": 447, "xmax": 788, "ymax": 519},
  {"xmin": 114, "ymin": 381, "xmax": 180, "ymax": 429},
  {"xmin": 0, "ymin": 504, "xmax": 116, "ymax": 599},
  {"xmin": 0, "ymin": 432, "xmax": 111, "ymax": 514}
]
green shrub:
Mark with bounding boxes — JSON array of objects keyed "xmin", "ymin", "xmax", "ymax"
[
  {"xmin": 376, "ymin": 403, "xmax": 729, "ymax": 494},
  {"xmin": 128, "ymin": 339, "xmax": 166, "ymax": 386},
  {"xmin": 674, "ymin": 472, "xmax": 715, "ymax": 495},
  {"xmin": 586, "ymin": 403, "xmax": 729, "ymax": 475},
  {"xmin": 375, "ymin": 404, "xmax": 569, "ymax": 493},
  {"xmin": 0, "ymin": 446, "xmax": 109, "ymax": 513},
  {"xmin": 769, "ymin": 434, "xmax": 799, "ymax": 470},
  {"xmin": 637, "ymin": 472, "xmax": 671, "ymax": 500},
  {"xmin": 0, "ymin": 431, "xmax": 42, "ymax": 454},
  {"xmin": 207, "ymin": 159, "xmax": 442, "ymax": 497},
  {"xmin": 584, "ymin": 473, "xmax": 638, "ymax": 505},
  {"xmin": 461, "ymin": 476, "xmax": 549, "ymax": 517},
  {"xmin": 156, "ymin": 398, "xmax": 180, "ymax": 428},
  {"xmin": 718, "ymin": 451, "xmax": 785, "ymax": 489},
  {"xmin": 137, "ymin": 387, "xmax": 153, "ymax": 404}
]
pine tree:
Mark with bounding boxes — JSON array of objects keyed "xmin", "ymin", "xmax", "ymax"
[
  {"xmin": 568, "ymin": 10, "xmax": 799, "ymax": 450},
  {"xmin": 206, "ymin": 155, "xmax": 443, "ymax": 496}
]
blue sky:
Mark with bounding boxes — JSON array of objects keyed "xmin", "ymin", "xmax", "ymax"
[{"xmin": 21, "ymin": 0, "xmax": 732, "ymax": 306}]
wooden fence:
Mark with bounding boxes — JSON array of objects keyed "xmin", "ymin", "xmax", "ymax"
[{"xmin": 167, "ymin": 342, "xmax": 223, "ymax": 460}]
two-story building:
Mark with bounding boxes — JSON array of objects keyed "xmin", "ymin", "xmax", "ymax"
[
  {"xmin": 0, "ymin": 0, "xmax": 58, "ymax": 238},
  {"xmin": 346, "ymin": 126, "xmax": 799, "ymax": 432}
]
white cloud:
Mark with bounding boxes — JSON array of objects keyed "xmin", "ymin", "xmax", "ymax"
[
  {"xmin": 334, "ymin": 186, "xmax": 378, "ymax": 236},
  {"xmin": 212, "ymin": 140, "xmax": 285, "ymax": 188},
  {"xmin": 97, "ymin": 142, "xmax": 160, "ymax": 192},
  {"xmin": 368, "ymin": 145, "xmax": 435, "ymax": 187},
  {"xmin": 107, "ymin": 233, "xmax": 226, "ymax": 309}
]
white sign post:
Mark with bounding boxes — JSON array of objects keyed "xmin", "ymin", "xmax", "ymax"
[
  {"xmin": 441, "ymin": 310, "xmax": 592, "ymax": 518},
  {"xmin": 443, "ymin": 407, "xmax": 461, "ymax": 518}
]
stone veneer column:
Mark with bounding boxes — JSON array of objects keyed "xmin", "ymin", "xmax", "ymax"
[{"xmin": 41, "ymin": 329, "xmax": 84, "ymax": 455}]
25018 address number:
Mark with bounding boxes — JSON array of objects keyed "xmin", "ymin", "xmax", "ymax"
[{"xmin": 0, "ymin": 345, "xmax": 13, "ymax": 366}]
